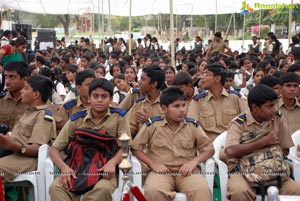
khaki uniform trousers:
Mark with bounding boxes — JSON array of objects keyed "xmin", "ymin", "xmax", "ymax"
[
  {"xmin": 144, "ymin": 171, "xmax": 211, "ymax": 201},
  {"xmin": 227, "ymin": 175, "xmax": 300, "ymax": 201},
  {"xmin": 49, "ymin": 176, "xmax": 117, "ymax": 201}
]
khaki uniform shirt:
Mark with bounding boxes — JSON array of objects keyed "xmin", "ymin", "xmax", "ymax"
[
  {"xmin": 187, "ymin": 88, "xmax": 247, "ymax": 139},
  {"xmin": 209, "ymin": 41, "xmax": 230, "ymax": 54},
  {"xmin": 226, "ymin": 109, "xmax": 293, "ymax": 170},
  {"xmin": 132, "ymin": 116, "xmax": 213, "ymax": 171},
  {"xmin": 278, "ymin": 98, "xmax": 300, "ymax": 135},
  {"xmin": 118, "ymin": 88, "xmax": 140, "ymax": 111},
  {"xmin": 53, "ymin": 107, "xmax": 132, "ymax": 151},
  {"xmin": 0, "ymin": 105, "xmax": 57, "ymax": 182},
  {"xmin": 59, "ymin": 96, "xmax": 88, "ymax": 123},
  {"xmin": 129, "ymin": 94, "xmax": 163, "ymax": 137},
  {"xmin": 46, "ymin": 100, "xmax": 63, "ymax": 123},
  {"xmin": 0, "ymin": 92, "xmax": 29, "ymax": 130}
]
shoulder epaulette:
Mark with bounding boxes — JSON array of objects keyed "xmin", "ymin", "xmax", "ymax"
[
  {"xmin": 44, "ymin": 109, "xmax": 54, "ymax": 122},
  {"xmin": 135, "ymin": 96, "xmax": 146, "ymax": 103},
  {"xmin": 235, "ymin": 114, "xmax": 247, "ymax": 124},
  {"xmin": 276, "ymin": 110, "xmax": 282, "ymax": 117},
  {"xmin": 0, "ymin": 91, "xmax": 6, "ymax": 98},
  {"xmin": 145, "ymin": 116, "xmax": 164, "ymax": 126},
  {"xmin": 227, "ymin": 89, "xmax": 241, "ymax": 97},
  {"xmin": 63, "ymin": 99, "xmax": 77, "ymax": 110},
  {"xmin": 110, "ymin": 107, "xmax": 127, "ymax": 117},
  {"xmin": 70, "ymin": 110, "xmax": 88, "ymax": 121},
  {"xmin": 184, "ymin": 117, "xmax": 200, "ymax": 127},
  {"xmin": 198, "ymin": 89, "xmax": 206, "ymax": 94},
  {"xmin": 131, "ymin": 88, "xmax": 140, "ymax": 94},
  {"xmin": 193, "ymin": 91, "xmax": 207, "ymax": 101}
]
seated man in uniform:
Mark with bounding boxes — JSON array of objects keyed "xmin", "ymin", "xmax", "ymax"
[
  {"xmin": 188, "ymin": 63, "xmax": 247, "ymax": 141},
  {"xmin": 132, "ymin": 87, "xmax": 214, "ymax": 201},
  {"xmin": 59, "ymin": 69, "xmax": 95, "ymax": 124},
  {"xmin": 0, "ymin": 61, "xmax": 29, "ymax": 131},
  {"xmin": 129, "ymin": 65, "xmax": 165, "ymax": 138},
  {"xmin": 225, "ymin": 84, "xmax": 300, "ymax": 201},
  {"xmin": 49, "ymin": 78, "xmax": 131, "ymax": 201},
  {"xmin": 278, "ymin": 72, "xmax": 300, "ymax": 135},
  {"xmin": 0, "ymin": 75, "xmax": 56, "ymax": 185}
]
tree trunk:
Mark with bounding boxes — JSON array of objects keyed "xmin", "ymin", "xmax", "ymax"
[{"xmin": 57, "ymin": 14, "xmax": 70, "ymax": 42}]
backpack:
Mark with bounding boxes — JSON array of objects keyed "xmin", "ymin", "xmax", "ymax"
[
  {"xmin": 64, "ymin": 128, "xmax": 118, "ymax": 194},
  {"xmin": 230, "ymin": 128, "xmax": 290, "ymax": 199}
]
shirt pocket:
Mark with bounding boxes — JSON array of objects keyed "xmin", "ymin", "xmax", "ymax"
[
  {"xmin": 199, "ymin": 111, "xmax": 215, "ymax": 130},
  {"xmin": 19, "ymin": 121, "xmax": 33, "ymax": 137},
  {"xmin": 178, "ymin": 141, "xmax": 195, "ymax": 157},
  {"xmin": 222, "ymin": 109, "xmax": 238, "ymax": 127}
]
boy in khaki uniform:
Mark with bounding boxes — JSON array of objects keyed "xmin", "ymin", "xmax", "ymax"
[
  {"xmin": 49, "ymin": 78, "xmax": 132, "ymax": 201},
  {"xmin": 132, "ymin": 87, "xmax": 214, "ymax": 201},
  {"xmin": 188, "ymin": 64, "xmax": 247, "ymax": 140},
  {"xmin": 225, "ymin": 85, "xmax": 300, "ymax": 201},
  {"xmin": 0, "ymin": 61, "xmax": 29, "ymax": 130},
  {"xmin": 129, "ymin": 65, "xmax": 165, "ymax": 138},
  {"xmin": 0, "ymin": 75, "xmax": 56, "ymax": 183},
  {"xmin": 59, "ymin": 69, "xmax": 95, "ymax": 124},
  {"xmin": 277, "ymin": 72, "xmax": 300, "ymax": 135}
]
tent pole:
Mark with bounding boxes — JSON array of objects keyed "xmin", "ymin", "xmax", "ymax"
[
  {"xmin": 170, "ymin": 0, "xmax": 175, "ymax": 67},
  {"xmin": 128, "ymin": 0, "xmax": 132, "ymax": 55},
  {"xmin": 242, "ymin": 13, "xmax": 245, "ymax": 52},
  {"xmin": 101, "ymin": 0, "xmax": 104, "ymax": 48},
  {"xmin": 258, "ymin": 9, "xmax": 261, "ymax": 37},
  {"xmin": 215, "ymin": 0, "xmax": 217, "ymax": 32},
  {"xmin": 225, "ymin": 14, "xmax": 232, "ymax": 40},
  {"xmin": 108, "ymin": 0, "xmax": 112, "ymax": 35},
  {"xmin": 288, "ymin": 0, "xmax": 293, "ymax": 45}
]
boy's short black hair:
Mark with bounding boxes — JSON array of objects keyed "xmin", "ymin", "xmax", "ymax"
[
  {"xmin": 248, "ymin": 85, "xmax": 278, "ymax": 111},
  {"xmin": 280, "ymin": 72, "xmax": 300, "ymax": 85},
  {"xmin": 35, "ymin": 56, "xmax": 46, "ymax": 65},
  {"xmin": 27, "ymin": 75, "xmax": 53, "ymax": 103},
  {"xmin": 173, "ymin": 71, "xmax": 192, "ymax": 85},
  {"xmin": 205, "ymin": 63, "xmax": 227, "ymax": 86},
  {"xmin": 66, "ymin": 65, "xmax": 77, "ymax": 73},
  {"xmin": 113, "ymin": 73, "xmax": 125, "ymax": 82},
  {"xmin": 4, "ymin": 61, "xmax": 29, "ymax": 78},
  {"xmin": 75, "ymin": 69, "xmax": 95, "ymax": 86},
  {"xmin": 287, "ymin": 64, "xmax": 300, "ymax": 73},
  {"xmin": 160, "ymin": 87, "xmax": 186, "ymax": 107},
  {"xmin": 226, "ymin": 71, "xmax": 235, "ymax": 79},
  {"xmin": 142, "ymin": 65, "xmax": 165, "ymax": 89},
  {"xmin": 260, "ymin": 76, "xmax": 280, "ymax": 88},
  {"xmin": 89, "ymin": 78, "xmax": 114, "ymax": 97}
]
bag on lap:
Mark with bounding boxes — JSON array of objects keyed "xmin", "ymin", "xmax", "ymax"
[{"xmin": 65, "ymin": 128, "xmax": 118, "ymax": 194}]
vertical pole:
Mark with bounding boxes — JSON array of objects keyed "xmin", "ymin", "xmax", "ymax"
[
  {"xmin": 215, "ymin": 0, "xmax": 217, "ymax": 32},
  {"xmin": 288, "ymin": 0, "xmax": 293, "ymax": 45},
  {"xmin": 128, "ymin": 0, "xmax": 132, "ymax": 55},
  {"xmin": 170, "ymin": 0, "xmax": 175, "ymax": 67},
  {"xmin": 108, "ymin": 0, "xmax": 112, "ymax": 35}
]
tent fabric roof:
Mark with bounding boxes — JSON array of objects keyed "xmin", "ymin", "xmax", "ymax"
[{"xmin": 0, "ymin": 0, "xmax": 298, "ymax": 16}]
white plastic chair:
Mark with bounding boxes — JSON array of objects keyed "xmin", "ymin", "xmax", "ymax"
[
  {"xmin": 130, "ymin": 154, "xmax": 214, "ymax": 201},
  {"xmin": 212, "ymin": 131, "xmax": 228, "ymax": 201},
  {"xmin": 5, "ymin": 144, "xmax": 50, "ymax": 201},
  {"xmin": 45, "ymin": 156, "xmax": 125, "ymax": 201},
  {"xmin": 288, "ymin": 130, "xmax": 300, "ymax": 184}
]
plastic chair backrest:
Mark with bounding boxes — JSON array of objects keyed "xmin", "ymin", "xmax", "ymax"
[{"xmin": 213, "ymin": 131, "xmax": 227, "ymax": 159}]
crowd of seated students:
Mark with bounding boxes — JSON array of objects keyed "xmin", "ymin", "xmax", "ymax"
[{"xmin": 0, "ymin": 30, "xmax": 300, "ymax": 201}]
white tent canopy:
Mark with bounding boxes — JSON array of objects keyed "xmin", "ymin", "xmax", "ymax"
[{"xmin": 1, "ymin": 0, "xmax": 298, "ymax": 16}]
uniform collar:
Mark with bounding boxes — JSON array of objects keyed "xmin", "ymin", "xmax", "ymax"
[
  {"xmin": 245, "ymin": 109, "xmax": 263, "ymax": 126},
  {"xmin": 207, "ymin": 88, "xmax": 228, "ymax": 100},
  {"xmin": 145, "ymin": 92, "xmax": 161, "ymax": 104},
  {"xmin": 4, "ymin": 91, "xmax": 22, "ymax": 102},
  {"xmin": 278, "ymin": 98, "xmax": 300, "ymax": 108},
  {"xmin": 83, "ymin": 107, "xmax": 111, "ymax": 122},
  {"xmin": 27, "ymin": 104, "xmax": 48, "ymax": 111},
  {"xmin": 77, "ymin": 96, "xmax": 85, "ymax": 107},
  {"xmin": 161, "ymin": 115, "xmax": 185, "ymax": 128}
]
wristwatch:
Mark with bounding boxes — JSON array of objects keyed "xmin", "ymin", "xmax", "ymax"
[{"xmin": 20, "ymin": 145, "xmax": 26, "ymax": 154}]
